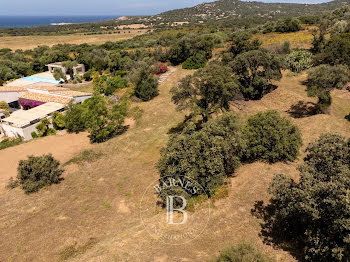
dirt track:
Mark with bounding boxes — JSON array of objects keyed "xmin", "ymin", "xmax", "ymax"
[{"xmin": 0, "ymin": 132, "xmax": 91, "ymax": 193}]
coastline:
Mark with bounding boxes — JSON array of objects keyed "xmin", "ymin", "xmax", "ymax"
[{"xmin": 0, "ymin": 15, "xmax": 119, "ymax": 28}]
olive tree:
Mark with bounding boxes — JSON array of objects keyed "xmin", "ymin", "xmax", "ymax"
[{"xmin": 171, "ymin": 63, "xmax": 240, "ymax": 122}]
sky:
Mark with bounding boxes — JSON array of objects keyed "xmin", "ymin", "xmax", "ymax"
[{"xmin": 0, "ymin": 0, "xmax": 331, "ymax": 16}]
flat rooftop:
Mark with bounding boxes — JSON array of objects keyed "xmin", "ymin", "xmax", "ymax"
[
  {"xmin": 0, "ymin": 86, "xmax": 27, "ymax": 92},
  {"xmin": 51, "ymin": 90, "xmax": 92, "ymax": 97},
  {"xmin": 19, "ymin": 92, "xmax": 72, "ymax": 104},
  {"xmin": 2, "ymin": 102, "xmax": 64, "ymax": 128}
]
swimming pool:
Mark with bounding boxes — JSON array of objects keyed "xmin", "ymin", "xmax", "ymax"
[{"xmin": 21, "ymin": 76, "xmax": 60, "ymax": 84}]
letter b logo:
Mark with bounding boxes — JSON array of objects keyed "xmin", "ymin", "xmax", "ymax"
[{"xmin": 166, "ymin": 196, "xmax": 187, "ymax": 225}]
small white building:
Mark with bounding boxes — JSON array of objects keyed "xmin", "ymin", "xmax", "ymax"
[
  {"xmin": 1, "ymin": 102, "xmax": 64, "ymax": 140},
  {"xmin": 46, "ymin": 62, "xmax": 85, "ymax": 76}
]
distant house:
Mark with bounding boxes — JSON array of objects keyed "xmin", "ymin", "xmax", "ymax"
[{"xmin": 46, "ymin": 62, "xmax": 85, "ymax": 78}]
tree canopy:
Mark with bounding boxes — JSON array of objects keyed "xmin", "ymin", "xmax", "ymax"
[
  {"xmin": 264, "ymin": 134, "xmax": 350, "ymax": 261},
  {"xmin": 230, "ymin": 49, "xmax": 284, "ymax": 100},
  {"xmin": 306, "ymin": 64, "xmax": 349, "ymax": 113},
  {"xmin": 171, "ymin": 63, "xmax": 240, "ymax": 122}
]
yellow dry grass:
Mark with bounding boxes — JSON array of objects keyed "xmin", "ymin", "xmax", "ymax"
[
  {"xmin": 0, "ymin": 30, "xmax": 147, "ymax": 50},
  {"xmin": 252, "ymin": 30, "xmax": 314, "ymax": 50},
  {"xmin": 0, "ymin": 66, "xmax": 349, "ymax": 261}
]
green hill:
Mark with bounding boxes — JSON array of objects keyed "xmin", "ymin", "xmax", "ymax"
[{"xmin": 125, "ymin": 0, "xmax": 350, "ymax": 25}]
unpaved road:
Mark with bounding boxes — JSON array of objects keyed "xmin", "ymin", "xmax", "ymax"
[{"xmin": 0, "ymin": 132, "xmax": 91, "ymax": 193}]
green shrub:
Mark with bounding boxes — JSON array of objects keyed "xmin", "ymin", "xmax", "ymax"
[
  {"xmin": 35, "ymin": 118, "xmax": 56, "ymax": 137},
  {"xmin": 53, "ymin": 68, "xmax": 66, "ymax": 82},
  {"xmin": 31, "ymin": 132, "xmax": 38, "ymax": 139},
  {"xmin": 278, "ymin": 41, "xmax": 291, "ymax": 54},
  {"xmin": 83, "ymin": 95, "xmax": 127, "ymax": 143},
  {"xmin": 243, "ymin": 110, "xmax": 302, "ymax": 163},
  {"xmin": 0, "ymin": 100, "xmax": 9, "ymax": 115},
  {"xmin": 0, "ymin": 137, "xmax": 23, "ymax": 150},
  {"xmin": 134, "ymin": 70, "xmax": 158, "ymax": 101},
  {"xmin": 73, "ymin": 75, "xmax": 82, "ymax": 84},
  {"xmin": 52, "ymin": 112, "xmax": 65, "ymax": 130},
  {"xmin": 17, "ymin": 154, "xmax": 63, "ymax": 194},
  {"xmin": 6, "ymin": 177, "xmax": 19, "ymax": 189},
  {"xmin": 211, "ymin": 242, "xmax": 274, "ymax": 262},
  {"xmin": 300, "ymin": 133, "xmax": 350, "ymax": 180},
  {"xmin": 287, "ymin": 50, "xmax": 313, "ymax": 73},
  {"xmin": 182, "ymin": 52, "xmax": 207, "ymax": 69},
  {"xmin": 83, "ymin": 70, "xmax": 93, "ymax": 81},
  {"xmin": 104, "ymin": 75, "xmax": 127, "ymax": 96}
]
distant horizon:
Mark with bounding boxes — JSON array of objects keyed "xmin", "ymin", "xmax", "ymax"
[{"xmin": 0, "ymin": 0, "xmax": 333, "ymax": 16}]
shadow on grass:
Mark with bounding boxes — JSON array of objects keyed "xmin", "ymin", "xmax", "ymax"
[
  {"xmin": 251, "ymin": 200, "xmax": 304, "ymax": 261},
  {"xmin": 287, "ymin": 101, "xmax": 318, "ymax": 118}
]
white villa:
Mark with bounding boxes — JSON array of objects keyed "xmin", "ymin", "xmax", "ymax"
[{"xmin": 0, "ymin": 64, "xmax": 91, "ymax": 140}]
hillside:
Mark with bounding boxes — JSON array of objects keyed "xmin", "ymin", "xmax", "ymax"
[
  {"xmin": 122, "ymin": 0, "xmax": 350, "ymax": 25},
  {"xmin": 1, "ymin": 66, "xmax": 349, "ymax": 261}
]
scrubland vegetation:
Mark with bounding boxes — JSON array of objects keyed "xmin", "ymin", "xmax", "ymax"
[{"xmin": 1, "ymin": 1, "xmax": 350, "ymax": 261}]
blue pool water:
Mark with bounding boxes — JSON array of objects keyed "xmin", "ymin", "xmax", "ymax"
[{"xmin": 21, "ymin": 76, "xmax": 60, "ymax": 84}]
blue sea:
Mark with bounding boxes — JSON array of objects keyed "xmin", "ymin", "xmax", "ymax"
[{"xmin": 0, "ymin": 16, "xmax": 120, "ymax": 28}]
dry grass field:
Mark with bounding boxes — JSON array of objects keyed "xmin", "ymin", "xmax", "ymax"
[
  {"xmin": 0, "ymin": 132, "xmax": 92, "ymax": 195},
  {"xmin": 0, "ymin": 66, "xmax": 349, "ymax": 261},
  {"xmin": 0, "ymin": 30, "xmax": 147, "ymax": 50},
  {"xmin": 252, "ymin": 30, "xmax": 314, "ymax": 50}
]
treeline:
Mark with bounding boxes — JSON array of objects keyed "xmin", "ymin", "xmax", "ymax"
[{"xmin": 0, "ymin": 29, "xmax": 226, "ymax": 86}]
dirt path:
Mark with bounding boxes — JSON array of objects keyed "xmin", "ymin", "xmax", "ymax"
[{"xmin": 0, "ymin": 132, "xmax": 91, "ymax": 193}]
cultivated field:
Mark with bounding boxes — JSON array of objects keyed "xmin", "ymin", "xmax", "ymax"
[
  {"xmin": 0, "ymin": 30, "xmax": 147, "ymax": 50},
  {"xmin": 0, "ymin": 66, "xmax": 349, "ymax": 261}
]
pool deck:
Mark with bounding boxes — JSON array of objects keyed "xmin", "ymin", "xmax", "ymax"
[{"xmin": 5, "ymin": 71, "xmax": 61, "ymax": 87}]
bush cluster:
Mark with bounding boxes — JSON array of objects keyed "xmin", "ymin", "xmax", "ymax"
[
  {"xmin": 157, "ymin": 110, "xmax": 302, "ymax": 204},
  {"xmin": 266, "ymin": 134, "xmax": 350, "ymax": 261}
]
